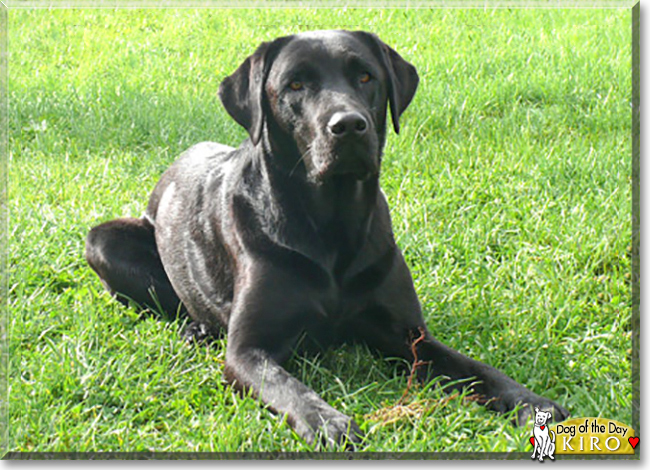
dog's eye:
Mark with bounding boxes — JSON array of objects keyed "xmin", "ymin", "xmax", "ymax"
[
  {"xmin": 359, "ymin": 72, "xmax": 372, "ymax": 84},
  {"xmin": 289, "ymin": 81, "xmax": 304, "ymax": 91}
]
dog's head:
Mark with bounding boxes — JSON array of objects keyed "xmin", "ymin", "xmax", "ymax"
[
  {"xmin": 218, "ymin": 30, "xmax": 418, "ymax": 183},
  {"xmin": 534, "ymin": 407, "xmax": 553, "ymax": 427}
]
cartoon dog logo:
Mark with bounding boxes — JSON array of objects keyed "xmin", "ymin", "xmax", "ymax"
[{"xmin": 531, "ymin": 407, "xmax": 556, "ymax": 461}]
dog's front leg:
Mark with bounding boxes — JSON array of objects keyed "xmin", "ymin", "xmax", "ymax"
[
  {"xmin": 539, "ymin": 437, "xmax": 548, "ymax": 461},
  {"xmin": 223, "ymin": 271, "xmax": 362, "ymax": 448},
  {"xmin": 406, "ymin": 329, "xmax": 569, "ymax": 425},
  {"xmin": 531, "ymin": 438, "xmax": 542, "ymax": 460},
  {"xmin": 356, "ymin": 250, "xmax": 569, "ymax": 427},
  {"xmin": 224, "ymin": 344, "xmax": 361, "ymax": 447}
]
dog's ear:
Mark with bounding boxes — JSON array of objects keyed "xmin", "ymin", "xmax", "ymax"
[
  {"xmin": 535, "ymin": 407, "xmax": 540, "ymax": 413},
  {"xmin": 353, "ymin": 31, "xmax": 419, "ymax": 134},
  {"xmin": 218, "ymin": 37, "xmax": 290, "ymax": 146},
  {"xmin": 546, "ymin": 411, "xmax": 552, "ymax": 421}
]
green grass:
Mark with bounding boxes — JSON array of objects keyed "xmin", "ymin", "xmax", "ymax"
[{"xmin": 7, "ymin": 8, "xmax": 632, "ymax": 454}]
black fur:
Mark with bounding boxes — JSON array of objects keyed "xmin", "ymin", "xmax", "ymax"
[{"xmin": 86, "ymin": 30, "xmax": 568, "ymax": 447}]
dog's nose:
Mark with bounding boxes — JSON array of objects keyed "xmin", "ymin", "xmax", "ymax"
[{"xmin": 327, "ymin": 112, "xmax": 368, "ymax": 137}]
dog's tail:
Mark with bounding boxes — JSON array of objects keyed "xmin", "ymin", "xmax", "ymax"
[{"xmin": 550, "ymin": 430, "xmax": 556, "ymax": 443}]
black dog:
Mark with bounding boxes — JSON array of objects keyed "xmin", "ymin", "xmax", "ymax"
[{"xmin": 86, "ymin": 30, "xmax": 568, "ymax": 447}]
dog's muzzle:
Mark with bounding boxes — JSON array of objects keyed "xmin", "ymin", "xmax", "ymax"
[
  {"xmin": 327, "ymin": 111, "xmax": 369, "ymax": 138},
  {"xmin": 314, "ymin": 111, "xmax": 378, "ymax": 180}
]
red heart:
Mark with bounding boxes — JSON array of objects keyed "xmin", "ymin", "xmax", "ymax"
[
  {"xmin": 629, "ymin": 437, "xmax": 639, "ymax": 449},
  {"xmin": 530, "ymin": 437, "xmax": 535, "ymax": 446},
  {"xmin": 541, "ymin": 425, "xmax": 545, "ymax": 430}
]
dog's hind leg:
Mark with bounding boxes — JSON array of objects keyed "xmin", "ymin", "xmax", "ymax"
[
  {"xmin": 547, "ymin": 436, "xmax": 555, "ymax": 460},
  {"xmin": 85, "ymin": 217, "xmax": 184, "ymax": 318}
]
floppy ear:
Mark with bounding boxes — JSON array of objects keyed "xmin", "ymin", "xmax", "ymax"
[
  {"xmin": 546, "ymin": 412, "xmax": 552, "ymax": 421},
  {"xmin": 535, "ymin": 407, "xmax": 540, "ymax": 413},
  {"xmin": 353, "ymin": 31, "xmax": 419, "ymax": 134},
  {"xmin": 218, "ymin": 37, "xmax": 290, "ymax": 146}
]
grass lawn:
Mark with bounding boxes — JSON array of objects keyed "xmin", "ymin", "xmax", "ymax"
[{"xmin": 7, "ymin": 7, "xmax": 633, "ymax": 454}]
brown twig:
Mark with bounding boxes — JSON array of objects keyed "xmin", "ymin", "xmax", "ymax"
[{"xmin": 399, "ymin": 327, "xmax": 431, "ymax": 404}]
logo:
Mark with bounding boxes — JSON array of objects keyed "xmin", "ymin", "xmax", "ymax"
[
  {"xmin": 528, "ymin": 415, "xmax": 638, "ymax": 457},
  {"xmin": 530, "ymin": 407, "xmax": 555, "ymax": 461}
]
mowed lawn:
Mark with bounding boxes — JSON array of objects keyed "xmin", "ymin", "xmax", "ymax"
[{"xmin": 8, "ymin": 8, "xmax": 632, "ymax": 453}]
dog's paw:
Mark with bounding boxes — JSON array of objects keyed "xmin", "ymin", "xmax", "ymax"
[
  {"xmin": 182, "ymin": 321, "xmax": 212, "ymax": 344},
  {"xmin": 296, "ymin": 407, "xmax": 364, "ymax": 450},
  {"xmin": 489, "ymin": 388, "xmax": 569, "ymax": 426},
  {"xmin": 515, "ymin": 397, "xmax": 569, "ymax": 427}
]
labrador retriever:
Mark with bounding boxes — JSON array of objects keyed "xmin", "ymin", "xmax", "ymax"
[{"xmin": 85, "ymin": 30, "xmax": 569, "ymax": 447}]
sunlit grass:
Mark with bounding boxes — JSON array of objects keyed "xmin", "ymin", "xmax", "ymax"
[{"xmin": 8, "ymin": 7, "xmax": 632, "ymax": 453}]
